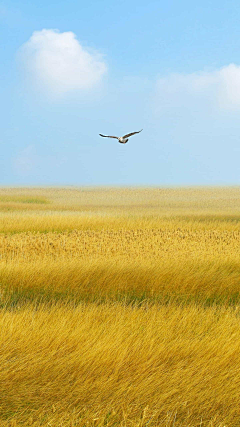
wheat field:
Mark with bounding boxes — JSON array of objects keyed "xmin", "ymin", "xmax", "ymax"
[{"xmin": 1, "ymin": 187, "xmax": 240, "ymax": 426}]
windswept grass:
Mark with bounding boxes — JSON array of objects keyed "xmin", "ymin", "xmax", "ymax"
[
  {"xmin": 1, "ymin": 303, "xmax": 240, "ymax": 426},
  {"xmin": 1, "ymin": 257, "xmax": 240, "ymax": 308},
  {"xmin": 1, "ymin": 187, "xmax": 240, "ymax": 426}
]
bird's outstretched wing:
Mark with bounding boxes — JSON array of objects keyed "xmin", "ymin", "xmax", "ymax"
[
  {"xmin": 123, "ymin": 129, "xmax": 143, "ymax": 138},
  {"xmin": 99, "ymin": 134, "xmax": 118, "ymax": 139}
]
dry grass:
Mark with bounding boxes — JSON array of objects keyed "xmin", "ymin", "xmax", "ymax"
[
  {"xmin": 1, "ymin": 187, "xmax": 240, "ymax": 426},
  {"xmin": 2, "ymin": 303, "xmax": 240, "ymax": 426}
]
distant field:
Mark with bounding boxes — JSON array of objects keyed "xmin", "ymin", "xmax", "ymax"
[{"xmin": 1, "ymin": 187, "xmax": 240, "ymax": 426}]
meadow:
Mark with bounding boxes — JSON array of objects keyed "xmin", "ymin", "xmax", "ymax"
[{"xmin": 1, "ymin": 187, "xmax": 240, "ymax": 426}]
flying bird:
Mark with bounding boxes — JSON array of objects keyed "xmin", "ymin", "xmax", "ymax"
[{"xmin": 99, "ymin": 129, "xmax": 143, "ymax": 144}]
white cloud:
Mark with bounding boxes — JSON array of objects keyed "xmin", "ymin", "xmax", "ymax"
[
  {"xmin": 218, "ymin": 64, "xmax": 240, "ymax": 109},
  {"xmin": 18, "ymin": 29, "xmax": 107, "ymax": 94},
  {"xmin": 156, "ymin": 64, "xmax": 240, "ymax": 111}
]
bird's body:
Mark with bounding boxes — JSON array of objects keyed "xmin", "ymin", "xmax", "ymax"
[
  {"xmin": 118, "ymin": 136, "xmax": 129, "ymax": 144},
  {"xmin": 99, "ymin": 129, "xmax": 142, "ymax": 144}
]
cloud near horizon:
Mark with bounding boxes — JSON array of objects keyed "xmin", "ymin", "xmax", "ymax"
[
  {"xmin": 18, "ymin": 29, "xmax": 107, "ymax": 95},
  {"xmin": 156, "ymin": 64, "xmax": 240, "ymax": 112}
]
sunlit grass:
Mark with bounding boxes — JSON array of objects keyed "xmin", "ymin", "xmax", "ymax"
[
  {"xmin": 1, "ymin": 257, "xmax": 240, "ymax": 308},
  {"xmin": 1, "ymin": 302, "xmax": 240, "ymax": 426},
  {"xmin": 1, "ymin": 187, "xmax": 240, "ymax": 426}
]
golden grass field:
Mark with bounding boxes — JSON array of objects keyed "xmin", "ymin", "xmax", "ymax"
[{"xmin": 1, "ymin": 187, "xmax": 240, "ymax": 426}]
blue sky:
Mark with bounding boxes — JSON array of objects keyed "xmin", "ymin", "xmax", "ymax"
[{"xmin": 1, "ymin": 0, "xmax": 240, "ymax": 185}]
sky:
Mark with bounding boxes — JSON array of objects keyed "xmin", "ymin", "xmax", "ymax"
[{"xmin": 1, "ymin": 0, "xmax": 240, "ymax": 186}]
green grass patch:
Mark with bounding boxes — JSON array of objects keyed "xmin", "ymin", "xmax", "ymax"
[{"xmin": 0, "ymin": 196, "xmax": 50, "ymax": 204}]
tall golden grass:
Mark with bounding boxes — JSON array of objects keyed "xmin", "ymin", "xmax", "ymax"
[
  {"xmin": 1, "ymin": 187, "xmax": 240, "ymax": 426},
  {"xmin": 2, "ymin": 303, "xmax": 240, "ymax": 426}
]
